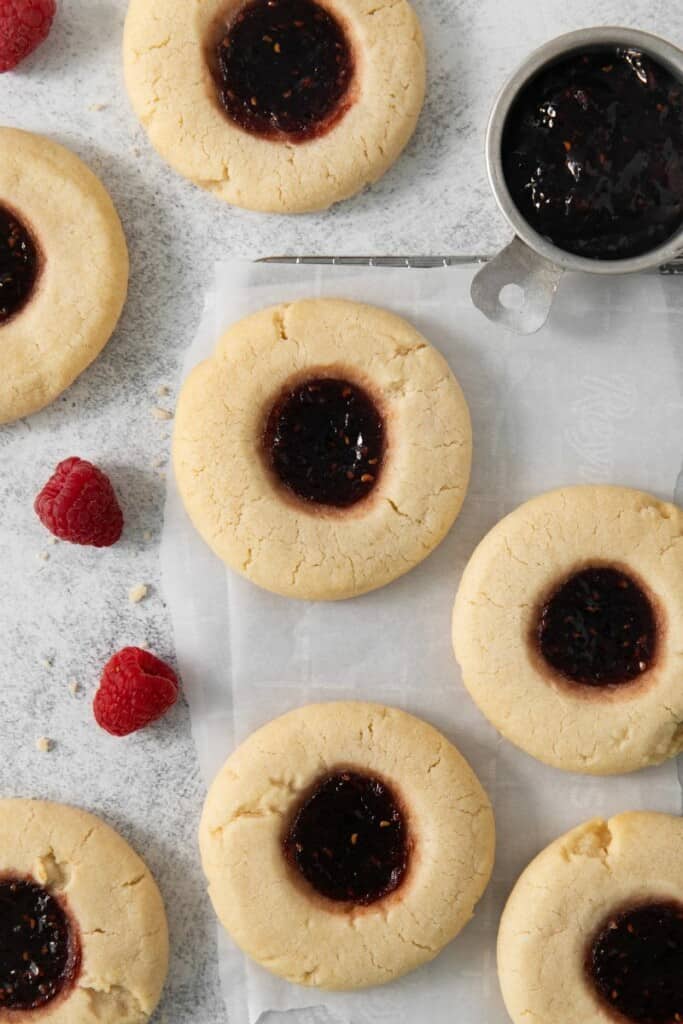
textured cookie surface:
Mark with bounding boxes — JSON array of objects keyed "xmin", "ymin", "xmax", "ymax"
[
  {"xmin": 123, "ymin": 0, "xmax": 426, "ymax": 213},
  {"xmin": 0, "ymin": 128, "xmax": 128, "ymax": 424},
  {"xmin": 498, "ymin": 812, "xmax": 683, "ymax": 1024},
  {"xmin": 0, "ymin": 799, "xmax": 168, "ymax": 1022},
  {"xmin": 452, "ymin": 485, "xmax": 683, "ymax": 774},
  {"xmin": 199, "ymin": 701, "xmax": 495, "ymax": 989},
  {"xmin": 174, "ymin": 298, "xmax": 472, "ymax": 601}
]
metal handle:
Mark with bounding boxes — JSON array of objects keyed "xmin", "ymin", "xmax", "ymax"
[{"xmin": 470, "ymin": 237, "xmax": 564, "ymax": 334}]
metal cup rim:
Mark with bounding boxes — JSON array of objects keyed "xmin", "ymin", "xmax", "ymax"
[{"xmin": 486, "ymin": 25, "xmax": 683, "ymax": 274}]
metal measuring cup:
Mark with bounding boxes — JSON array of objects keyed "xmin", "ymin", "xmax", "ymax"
[{"xmin": 471, "ymin": 26, "xmax": 683, "ymax": 334}]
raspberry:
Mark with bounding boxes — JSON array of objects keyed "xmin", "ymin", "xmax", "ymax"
[
  {"xmin": 94, "ymin": 647, "xmax": 179, "ymax": 737},
  {"xmin": 35, "ymin": 457, "xmax": 123, "ymax": 547},
  {"xmin": 0, "ymin": 0, "xmax": 56, "ymax": 73}
]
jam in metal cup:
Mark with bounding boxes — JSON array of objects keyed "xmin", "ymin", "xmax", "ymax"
[{"xmin": 471, "ymin": 26, "xmax": 683, "ymax": 334}]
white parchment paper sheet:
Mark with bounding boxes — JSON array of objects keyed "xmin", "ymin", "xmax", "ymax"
[{"xmin": 161, "ymin": 261, "xmax": 683, "ymax": 1024}]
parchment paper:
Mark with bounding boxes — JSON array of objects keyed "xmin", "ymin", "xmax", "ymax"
[{"xmin": 161, "ymin": 260, "xmax": 683, "ymax": 1024}]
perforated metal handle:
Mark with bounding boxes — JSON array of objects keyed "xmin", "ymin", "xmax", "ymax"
[{"xmin": 470, "ymin": 237, "xmax": 564, "ymax": 334}]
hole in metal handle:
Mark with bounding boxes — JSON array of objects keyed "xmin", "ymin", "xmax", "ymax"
[
  {"xmin": 499, "ymin": 282, "xmax": 525, "ymax": 311},
  {"xmin": 470, "ymin": 237, "xmax": 564, "ymax": 334}
]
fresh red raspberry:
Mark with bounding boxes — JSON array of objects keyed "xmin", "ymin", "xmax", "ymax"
[
  {"xmin": 35, "ymin": 457, "xmax": 123, "ymax": 547},
  {"xmin": 0, "ymin": 0, "xmax": 57, "ymax": 73},
  {"xmin": 94, "ymin": 647, "xmax": 179, "ymax": 737}
]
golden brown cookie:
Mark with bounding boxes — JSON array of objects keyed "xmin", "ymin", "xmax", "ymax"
[
  {"xmin": 0, "ymin": 799, "xmax": 168, "ymax": 1023},
  {"xmin": 123, "ymin": 0, "xmax": 426, "ymax": 213},
  {"xmin": 174, "ymin": 298, "xmax": 472, "ymax": 601},
  {"xmin": 0, "ymin": 128, "xmax": 128, "ymax": 424},
  {"xmin": 452, "ymin": 485, "xmax": 683, "ymax": 774},
  {"xmin": 199, "ymin": 702, "xmax": 495, "ymax": 989},
  {"xmin": 497, "ymin": 812, "xmax": 683, "ymax": 1024}
]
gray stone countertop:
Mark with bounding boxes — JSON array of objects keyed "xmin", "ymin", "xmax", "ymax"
[{"xmin": 1, "ymin": 1, "xmax": 682, "ymax": 1020}]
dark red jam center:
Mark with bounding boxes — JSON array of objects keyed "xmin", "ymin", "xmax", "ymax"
[
  {"xmin": 214, "ymin": 0, "xmax": 354, "ymax": 141},
  {"xmin": 502, "ymin": 48, "xmax": 683, "ymax": 260},
  {"xmin": 264, "ymin": 377, "xmax": 384, "ymax": 508},
  {"xmin": 537, "ymin": 567, "xmax": 657, "ymax": 687},
  {"xmin": 0, "ymin": 879, "xmax": 78, "ymax": 1011},
  {"xmin": 0, "ymin": 205, "xmax": 38, "ymax": 324},
  {"xmin": 283, "ymin": 771, "xmax": 408, "ymax": 904},
  {"xmin": 588, "ymin": 902, "xmax": 683, "ymax": 1024}
]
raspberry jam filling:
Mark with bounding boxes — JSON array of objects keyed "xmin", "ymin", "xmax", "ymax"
[
  {"xmin": 283, "ymin": 771, "xmax": 408, "ymax": 904},
  {"xmin": 503, "ymin": 48, "xmax": 683, "ymax": 260},
  {"xmin": 0, "ymin": 205, "xmax": 38, "ymax": 324},
  {"xmin": 213, "ymin": 0, "xmax": 354, "ymax": 141},
  {"xmin": 0, "ymin": 879, "xmax": 79, "ymax": 1011},
  {"xmin": 264, "ymin": 376, "xmax": 384, "ymax": 508},
  {"xmin": 537, "ymin": 567, "xmax": 657, "ymax": 687},
  {"xmin": 587, "ymin": 902, "xmax": 683, "ymax": 1024}
]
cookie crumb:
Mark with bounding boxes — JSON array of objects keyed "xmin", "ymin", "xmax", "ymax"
[
  {"xmin": 89, "ymin": 102, "xmax": 108, "ymax": 111},
  {"xmin": 152, "ymin": 456, "xmax": 166, "ymax": 469},
  {"xmin": 156, "ymin": 385, "xmax": 170, "ymax": 398},
  {"xmin": 40, "ymin": 656, "xmax": 54, "ymax": 669},
  {"xmin": 36, "ymin": 737, "xmax": 53, "ymax": 753},
  {"xmin": 143, "ymin": 530, "xmax": 153, "ymax": 542},
  {"xmin": 47, "ymin": 537, "xmax": 58, "ymax": 546},
  {"xmin": 68, "ymin": 679, "xmax": 80, "ymax": 696},
  {"xmin": 129, "ymin": 583, "xmax": 149, "ymax": 604},
  {"xmin": 36, "ymin": 550, "xmax": 49, "ymax": 562},
  {"xmin": 152, "ymin": 406, "xmax": 173, "ymax": 421}
]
